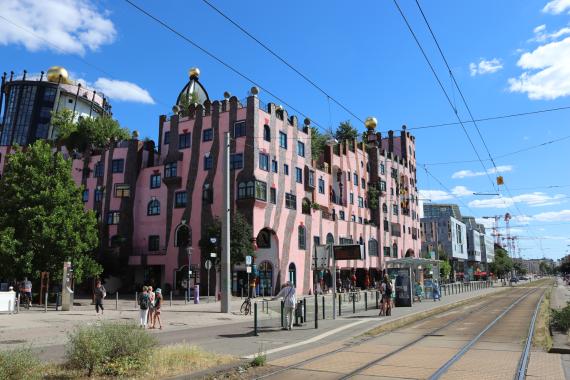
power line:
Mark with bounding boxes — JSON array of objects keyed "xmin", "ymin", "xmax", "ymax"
[
  {"xmin": 392, "ymin": 0, "xmax": 498, "ymax": 194},
  {"xmin": 123, "ymin": 0, "xmax": 327, "ymax": 132},
  {"xmin": 199, "ymin": 0, "xmax": 365, "ymax": 124}
]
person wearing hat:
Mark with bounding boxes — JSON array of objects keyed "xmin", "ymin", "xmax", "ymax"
[
  {"xmin": 271, "ymin": 281, "xmax": 296, "ymax": 330},
  {"xmin": 151, "ymin": 288, "xmax": 163, "ymax": 329}
]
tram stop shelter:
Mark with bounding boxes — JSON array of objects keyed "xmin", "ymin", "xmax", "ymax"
[{"xmin": 385, "ymin": 258, "xmax": 442, "ymax": 304}]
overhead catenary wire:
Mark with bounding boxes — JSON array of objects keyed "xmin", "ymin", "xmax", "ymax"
[{"xmin": 200, "ymin": 0, "xmax": 365, "ymax": 124}]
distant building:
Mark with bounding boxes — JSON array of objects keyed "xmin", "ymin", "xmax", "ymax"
[
  {"xmin": 423, "ymin": 203, "xmax": 462, "ymax": 219},
  {"xmin": 0, "ymin": 67, "xmax": 110, "ymax": 148}
]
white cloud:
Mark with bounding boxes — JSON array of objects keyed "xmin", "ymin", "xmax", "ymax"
[
  {"xmin": 509, "ymin": 25, "xmax": 570, "ymax": 100},
  {"xmin": 469, "ymin": 58, "xmax": 503, "ymax": 76},
  {"xmin": 532, "ymin": 209, "xmax": 570, "ymax": 222},
  {"xmin": 468, "ymin": 192, "xmax": 566, "ymax": 209},
  {"xmin": 419, "ymin": 190, "xmax": 453, "ymax": 202},
  {"xmin": 92, "ymin": 78, "xmax": 155, "ymax": 104},
  {"xmin": 451, "ymin": 186, "xmax": 474, "ymax": 197},
  {"xmin": 0, "ymin": 0, "xmax": 116, "ymax": 55},
  {"xmin": 475, "ymin": 217, "xmax": 495, "ymax": 229},
  {"xmin": 542, "ymin": 0, "xmax": 570, "ymax": 14},
  {"xmin": 452, "ymin": 165, "xmax": 512, "ymax": 179}
]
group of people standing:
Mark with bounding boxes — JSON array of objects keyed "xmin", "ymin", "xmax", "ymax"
[{"xmin": 138, "ymin": 286, "xmax": 163, "ymax": 329}]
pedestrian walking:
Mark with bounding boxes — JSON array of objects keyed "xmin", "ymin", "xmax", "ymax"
[
  {"xmin": 151, "ymin": 288, "xmax": 163, "ymax": 330},
  {"xmin": 383, "ymin": 275, "xmax": 393, "ymax": 316},
  {"xmin": 147, "ymin": 286, "xmax": 155, "ymax": 329},
  {"xmin": 138, "ymin": 286, "xmax": 150, "ymax": 328},
  {"xmin": 433, "ymin": 280, "xmax": 441, "ymax": 301},
  {"xmin": 272, "ymin": 282, "xmax": 296, "ymax": 330},
  {"xmin": 94, "ymin": 280, "xmax": 106, "ymax": 315}
]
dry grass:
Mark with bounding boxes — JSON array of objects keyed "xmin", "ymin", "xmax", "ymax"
[
  {"xmin": 40, "ymin": 344, "xmax": 235, "ymax": 379},
  {"xmin": 533, "ymin": 287, "xmax": 553, "ymax": 351}
]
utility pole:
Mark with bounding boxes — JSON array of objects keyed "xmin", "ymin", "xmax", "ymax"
[{"xmin": 221, "ymin": 132, "xmax": 231, "ymax": 313}]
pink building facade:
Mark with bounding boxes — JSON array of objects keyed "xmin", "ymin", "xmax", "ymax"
[{"xmin": 0, "ymin": 72, "xmax": 420, "ymax": 295}]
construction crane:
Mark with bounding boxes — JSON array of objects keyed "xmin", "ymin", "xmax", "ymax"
[
  {"xmin": 504, "ymin": 212, "xmax": 513, "ymax": 257},
  {"xmin": 482, "ymin": 215, "xmax": 503, "ymax": 245}
]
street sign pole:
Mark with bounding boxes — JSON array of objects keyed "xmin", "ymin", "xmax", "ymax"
[
  {"xmin": 221, "ymin": 132, "xmax": 231, "ymax": 313},
  {"xmin": 330, "ymin": 244, "xmax": 336, "ymax": 320}
]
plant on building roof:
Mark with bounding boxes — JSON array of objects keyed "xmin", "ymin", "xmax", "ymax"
[
  {"xmin": 311, "ymin": 202, "xmax": 321, "ymax": 210},
  {"xmin": 335, "ymin": 120, "xmax": 358, "ymax": 142},
  {"xmin": 178, "ymin": 91, "xmax": 200, "ymax": 117},
  {"xmin": 0, "ymin": 140, "xmax": 101, "ymax": 281},
  {"xmin": 310, "ymin": 126, "xmax": 330, "ymax": 161}
]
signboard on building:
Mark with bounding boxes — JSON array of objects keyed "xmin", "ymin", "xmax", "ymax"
[
  {"xmin": 333, "ymin": 245, "xmax": 364, "ymax": 261},
  {"xmin": 312, "ymin": 245, "xmax": 329, "ymax": 270}
]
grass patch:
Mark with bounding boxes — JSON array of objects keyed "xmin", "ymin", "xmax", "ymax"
[
  {"xmin": 250, "ymin": 354, "xmax": 266, "ymax": 367},
  {"xmin": 0, "ymin": 347, "xmax": 42, "ymax": 380},
  {"xmin": 533, "ymin": 287, "xmax": 553, "ymax": 351}
]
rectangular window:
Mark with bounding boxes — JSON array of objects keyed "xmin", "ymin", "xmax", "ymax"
[
  {"xmin": 255, "ymin": 181, "xmax": 267, "ymax": 201},
  {"xmin": 318, "ymin": 178, "xmax": 325, "ymax": 194},
  {"xmin": 279, "ymin": 131, "xmax": 287, "ymax": 149},
  {"xmin": 259, "ymin": 153, "xmax": 269, "ymax": 171},
  {"xmin": 285, "ymin": 193, "xmax": 296, "ymax": 209},
  {"xmin": 347, "ymin": 171, "xmax": 350, "ymax": 182},
  {"xmin": 179, "ymin": 132, "xmax": 191, "ymax": 149},
  {"xmin": 308, "ymin": 170, "xmax": 315, "ymax": 187},
  {"xmin": 358, "ymin": 216, "xmax": 363, "ymax": 224},
  {"xmin": 175, "ymin": 191, "xmax": 187, "ymax": 208},
  {"xmin": 230, "ymin": 153, "xmax": 243, "ymax": 170},
  {"xmin": 297, "ymin": 141, "xmax": 305, "ymax": 157},
  {"xmin": 233, "ymin": 120, "xmax": 246, "ymax": 138},
  {"xmin": 111, "ymin": 159, "xmax": 124, "ymax": 173},
  {"xmin": 339, "ymin": 210, "xmax": 345, "ymax": 220},
  {"xmin": 202, "ymin": 128, "xmax": 213, "ymax": 142},
  {"xmin": 295, "ymin": 167, "xmax": 303, "ymax": 184},
  {"xmin": 391, "ymin": 168, "xmax": 398, "ymax": 179},
  {"xmin": 271, "ymin": 159, "xmax": 278, "ymax": 173},
  {"xmin": 270, "ymin": 187, "xmax": 276, "ymax": 204},
  {"xmin": 353, "ymin": 173, "xmax": 358, "ymax": 184},
  {"xmin": 148, "ymin": 235, "xmax": 160, "ymax": 251},
  {"xmin": 164, "ymin": 162, "xmax": 177, "ymax": 178},
  {"xmin": 150, "ymin": 174, "xmax": 161, "ymax": 189},
  {"xmin": 383, "ymin": 219, "xmax": 389, "ymax": 231},
  {"xmin": 380, "ymin": 163, "xmax": 385, "ymax": 175},
  {"xmin": 340, "ymin": 237, "xmax": 354, "ymax": 245},
  {"xmin": 106, "ymin": 211, "xmax": 120, "ymax": 225},
  {"xmin": 284, "ymin": 164, "xmax": 289, "ymax": 175},
  {"xmin": 351, "ymin": 214, "xmax": 356, "ymax": 222},
  {"xmin": 350, "ymin": 193, "xmax": 354, "ymax": 204},
  {"xmin": 82, "ymin": 189, "xmax": 89, "ymax": 203},
  {"xmin": 114, "ymin": 184, "xmax": 130, "ymax": 198},
  {"xmin": 358, "ymin": 196, "xmax": 364, "ymax": 208},
  {"xmin": 204, "ymin": 156, "xmax": 214, "ymax": 170},
  {"xmin": 379, "ymin": 180, "xmax": 386, "ymax": 191},
  {"xmin": 164, "ymin": 131, "xmax": 170, "ymax": 145},
  {"xmin": 94, "ymin": 188, "xmax": 103, "ymax": 202},
  {"xmin": 393, "ymin": 204, "xmax": 399, "ymax": 215},
  {"xmin": 94, "ymin": 162, "xmax": 104, "ymax": 178},
  {"xmin": 361, "ymin": 178, "xmax": 366, "ymax": 188},
  {"xmin": 383, "ymin": 246, "xmax": 391, "ymax": 257}
]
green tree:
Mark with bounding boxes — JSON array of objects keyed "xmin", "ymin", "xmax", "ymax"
[
  {"xmin": 513, "ymin": 261, "xmax": 528, "ymax": 275},
  {"xmin": 310, "ymin": 126, "xmax": 330, "ymax": 161},
  {"xmin": 335, "ymin": 120, "xmax": 359, "ymax": 142},
  {"xmin": 489, "ymin": 247, "xmax": 513, "ymax": 279},
  {"xmin": 440, "ymin": 259, "xmax": 452, "ymax": 280},
  {"xmin": 0, "ymin": 141, "xmax": 101, "ymax": 281},
  {"xmin": 198, "ymin": 212, "xmax": 254, "ymax": 266},
  {"xmin": 178, "ymin": 91, "xmax": 200, "ymax": 117},
  {"xmin": 51, "ymin": 110, "xmax": 130, "ymax": 152}
]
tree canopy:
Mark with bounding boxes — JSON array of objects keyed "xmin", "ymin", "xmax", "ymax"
[
  {"xmin": 51, "ymin": 110, "xmax": 130, "ymax": 152},
  {"xmin": 489, "ymin": 247, "xmax": 513, "ymax": 278},
  {"xmin": 0, "ymin": 141, "xmax": 101, "ymax": 281},
  {"xmin": 335, "ymin": 120, "xmax": 359, "ymax": 142},
  {"xmin": 310, "ymin": 126, "xmax": 330, "ymax": 161}
]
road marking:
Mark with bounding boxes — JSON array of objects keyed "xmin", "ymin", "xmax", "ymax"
[{"xmin": 242, "ymin": 319, "xmax": 373, "ymax": 359}]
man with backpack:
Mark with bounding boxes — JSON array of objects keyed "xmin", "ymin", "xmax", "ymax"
[
  {"xmin": 94, "ymin": 280, "xmax": 106, "ymax": 315},
  {"xmin": 138, "ymin": 286, "xmax": 150, "ymax": 328}
]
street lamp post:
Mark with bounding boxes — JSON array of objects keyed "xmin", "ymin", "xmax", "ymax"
[{"xmin": 186, "ymin": 246, "xmax": 193, "ymax": 301}]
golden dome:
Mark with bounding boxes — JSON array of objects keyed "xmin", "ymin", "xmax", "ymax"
[
  {"xmin": 365, "ymin": 116, "xmax": 377, "ymax": 130},
  {"xmin": 189, "ymin": 67, "xmax": 200, "ymax": 78},
  {"xmin": 46, "ymin": 66, "xmax": 69, "ymax": 84}
]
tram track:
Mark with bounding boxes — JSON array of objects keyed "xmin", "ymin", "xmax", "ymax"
[{"xmin": 255, "ymin": 284, "xmax": 546, "ymax": 380}]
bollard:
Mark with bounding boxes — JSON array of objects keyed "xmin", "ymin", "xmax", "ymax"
[
  {"xmin": 365, "ymin": 292, "xmax": 368, "ymax": 311},
  {"xmin": 135, "ymin": 291, "xmax": 138, "ymax": 308},
  {"xmin": 294, "ymin": 302, "xmax": 301, "ymax": 327},
  {"xmin": 44, "ymin": 292, "xmax": 48, "ymax": 313},
  {"xmin": 376, "ymin": 291, "xmax": 379, "ymax": 309},
  {"xmin": 281, "ymin": 300, "xmax": 284, "ymax": 328},
  {"xmin": 8, "ymin": 299, "xmax": 12, "ymax": 315},
  {"xmin": 315, "ymin": 294, "xmax": 318, "ymax": 329},
  {"xmin": 55, "ymin": 293, "xmax": 59, "ymax": 311},
  {"xmin": 352, "ymin": 293, "xmax": 356, "ymax": 314},
  {"xmin": 185, "ymin": 289, "xmax": 188, "ymax": 304},
  {"xmin": 322, "ymin": 296, "xmax": 325, "ymax": 320},
  {"xmin": 254, "ymin": 302, "xmax": 258, "ymax": 336},
  {"xmin": 170, "ymin": 291, "xmax": 172, "ymax": 307},
  {"xmin": 303, "ymin": 298, "xmax": 307, "ymax": 322},
  {"xmin": 116, "ymin": 292, "xmax": 118, "ymax": 310},
  {"xmin": 17, "ymin": 294, "xmax": 20, "ymax": 313},
  {"xmin": 338, "ymin": 294, "xmax": 342, "ymax": 316}
]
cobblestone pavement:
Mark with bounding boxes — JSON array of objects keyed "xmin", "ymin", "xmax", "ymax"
[{"xmin": 259, "ymin": 281, "xmax": 566, "ymax": 380}]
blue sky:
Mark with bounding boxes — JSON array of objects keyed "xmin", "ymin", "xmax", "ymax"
[{"xmin": 1, "ymin": 0, "xmax": 569, "ymax": 260}]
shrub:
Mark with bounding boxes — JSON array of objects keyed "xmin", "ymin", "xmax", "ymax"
[
  {"xmin": 0, "ymin": 347, "xmax": 41, "ymax": 380},
  {"xmin": 551, "ymin": 303, "xmax": 570, "ymax": 332},
  {"xmin": 250, "ymin": 354, "xmax": 266, "ymax": 367},
  {"xmin": 66, "ymin": 322, "xmax": 156, "ymax": 377}
]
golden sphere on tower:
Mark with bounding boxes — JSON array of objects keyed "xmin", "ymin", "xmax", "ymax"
[
  {"xmin": 46, "ymin": 66, "xmax": 69, "ymax": 83},
  {"xmin": 365, "ymin": 116, "xmax": 377, "ymax": 130},
  {"xmin": 189, "ymin": 67, "xmax": 200, "ymax": 78}
]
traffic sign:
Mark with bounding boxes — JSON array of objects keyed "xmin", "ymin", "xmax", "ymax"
[
  {"xmin": 246, "ymin": 255, "xmax": 252, "ymax": 265},
  {"xmin": 210, "ymin": 237, "xmax": 217, "ymax": 244},
  {"xmin": 246, "ymin": 266, "xmax": 252, "ymax": 273},
  {"xmin": 205, "ymin": 260, "xmax": 212, "ymax": 270}
]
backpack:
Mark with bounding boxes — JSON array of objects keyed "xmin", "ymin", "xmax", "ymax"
[
  {"xmin": 385, "ymin": 281, "xmax": 393, "ymax": 296},
  {"xmin": 140, "ymin": 294, "xmax": 149, "ymax": 310}
]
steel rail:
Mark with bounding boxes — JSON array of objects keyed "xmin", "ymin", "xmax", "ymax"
[
  {"xmin": 516, "ymin": 291, "xmax": 546, "ymax": 380},
  {"xmin": 428, "ymin": 288, "xmax": 541, "ymax": 380}
]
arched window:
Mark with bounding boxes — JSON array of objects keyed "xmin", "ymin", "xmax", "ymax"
[
  {"xmin": 368, "ymin": 239, "xmax": 378, "ymax": 256},
  {"xmin": 257, "ymin": 229, "xmax": 272, "ymax": 249},
  {"xmin": 298, "ymin": 225, "xmax": 306, "ymax": 250},
  {"xmin": 238, "ymin": 182, "xmax": 246, "ymax": 199},
  {"xmin": 147, "ymin": 199, "xmax": 160, "ymax": 216},
  {"xmin": 301, "ymin": 198, "xmax": 311, "ymax": 215},
  {"xmin": 382, "ymin": 203, "xmax": 388, "ymax": 213},
  {"xmin": 392, "ymin": 243, "xmax": 398, "ymax": 258},
  {"xmin": 175, "ymin": 224, "xmax": 191, "ymax": 247},
  {"xmin": 263, "ymin": 124, "xmax": 271, "ymax": 142},
  {"xmin": 326, "ymin": 233, "xmax": 335, "ymax": 245},
  {"xmin": 288, "ymin": 263, "xmax": 296, "ymax": 287}
]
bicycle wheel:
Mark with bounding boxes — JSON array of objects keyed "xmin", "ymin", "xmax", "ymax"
[{"xmin": 240, "ymin": 300, "xmax": 250, "ymax": 315}]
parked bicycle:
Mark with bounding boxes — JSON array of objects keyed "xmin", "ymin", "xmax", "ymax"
[
  {"xmin": 240, "ymin": 297, "xmax": 252, "ymax": 315},
  {"xmin": 20, "ymin": 293, "xmax": 31, "ymax": 310}
]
